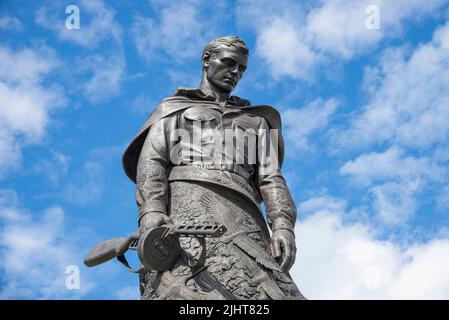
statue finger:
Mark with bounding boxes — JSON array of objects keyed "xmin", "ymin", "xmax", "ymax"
[
  {"xmin": 163, "ymin": 215, "xmax": 173, "ymax": 225},
  {"xmin": 271, "ymin": 237, "xmax": 281, "ymax": 258},
  {"xmin": 287, "ymin": 252, "xmax": 296, "ymax": 271},
  {"xmin": 280, "ymin": 240, "xmax": 292, "ymax": 271},
  {"xmin": 270, "ymin": 240, "xmax": 276, "ymax": 257},
  {"xmin": 286, "ymin": 240, "xmax": 297, "ymax": 271}
]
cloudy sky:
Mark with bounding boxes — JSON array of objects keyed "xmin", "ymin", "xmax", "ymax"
[{"xmin": 1, "ymin": 0, "xmax": 449, "ymax": 299}]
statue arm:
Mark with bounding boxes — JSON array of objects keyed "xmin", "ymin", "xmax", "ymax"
[
  {"xmin": 257, "ymin": 116, "xmax": 297, "ymax": 271},
  {"xmin": 135, "ymin": 116, "xmax": 175, "ymax": 225},
  {"xmin": 257, "ymin": 117, "xmax": 297, "ymax": 235}
]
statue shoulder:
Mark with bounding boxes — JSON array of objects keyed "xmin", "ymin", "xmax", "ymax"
[
  {"xmin": 241, "ymin": 105, "xmax": 285, "ymax": 168},
  {"xmin": 122, "ymin": 96, "xmax": 195, "ymax": 183},
  {"xmin": 147, "ymin": 96, "xmax": 191, "ymax": 124},
  {"xmin": 241, "ymin": 105, "xmax": 282, "ymax": 130}
]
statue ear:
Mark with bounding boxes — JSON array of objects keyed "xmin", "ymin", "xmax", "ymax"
[{"xmin": 202, "ymin": 51, "xmax": 211, "ymax": 68}]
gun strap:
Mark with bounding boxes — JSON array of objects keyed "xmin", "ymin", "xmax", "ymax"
[
  {"xmin": 117, "ymin": 255, "xmax": 143, "ymax": 273},
  {"xmin": 189, "ymin": 265, "xmax": 238, "ymax": 300},
  {"xmin": 178, "ymin": 249, "xmax": 237, "ymax": 300}
]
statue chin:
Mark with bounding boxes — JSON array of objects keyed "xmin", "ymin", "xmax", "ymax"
[
  {"xmin": 215, "ymin": 82, "xmax": 235, "ymax": 94},
  {"xmin": 205, "ymin": 76, "xmax": 235, "ymax": 94}
]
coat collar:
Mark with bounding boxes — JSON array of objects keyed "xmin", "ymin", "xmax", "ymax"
[{"xmin": 173, "ymin": 87, "xmax": 251, "ymax": 107}]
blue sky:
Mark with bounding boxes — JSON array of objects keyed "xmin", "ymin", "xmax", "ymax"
[{"xmin": 1, "ymin": 0, "xmax": 449, "ymax": 299}]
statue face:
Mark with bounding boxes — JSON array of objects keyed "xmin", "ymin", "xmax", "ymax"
[{"xmin": 204, "ymin": 45, "xmax": 248, "ymax": 93}]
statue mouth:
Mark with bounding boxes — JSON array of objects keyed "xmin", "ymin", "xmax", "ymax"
[{"xmin": 223, "ymin": 77, "xmax": 236, "ymax": 85}]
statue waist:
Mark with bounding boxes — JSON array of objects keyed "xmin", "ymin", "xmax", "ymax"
[{"xmin": 168, "ymin": 166, "xmax": 261, "ymax": 209}]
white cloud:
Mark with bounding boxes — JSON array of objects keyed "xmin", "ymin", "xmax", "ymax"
[
  {"xmin": 0, "ymin": 83, "xmax": 53, "ymax": 139},
  {"xmin": 0, "ymin": 45, "xmax": 58, "ymax": 89},
  {"xmin": 35, "ymin": 0, "xmax": 122, "ymax": 49},
  {"xmin": 386, "ymin": 239, "xmax": 449, "ymax": 299},
  {"xmin": 282, "ymin": 98, "xmax": 339, "ymax": 153},
  {"xmin": 305, "ymin": 0, "xmax": 448, "ymax": 58},
  {"xmin": 0, "ymin": 130, "xmax": 21, "ymax": 176},
  {"xmin": 436, "ymin": 185, "xmax": 449, "ymax": 211},
  {"xmin": 131, "ymin": 0, "xmax": 227, "ymax": 62},
  {"xmin": 238, "ymin": 0, "xmax": 448, "ymax": 79},
  {"xmin": 57, "ymin": 146, "xmax": 122, "ymax": 205},
  {"xmin": 0, "ymin": 192, "xmax": 94, "ymax": 299},
  {"xmin": 165, "ymin": 68, "xmax": 200, "ymax": 88},
  {"xmin": 32, "ymin": 152, "xmax": 70, "ymax": 185},
  {"xmin": 77, "ymin": 52, "xmax": 126, "ymax": 103},
  {"xmin": 340, "ymin": 146, "xmax": 445, "ymax": 186},
  {"xmin": 334, "ymin": 22, "xmax": 449, "ymax": 225},
  {"xmin": 33, "ymin": 146, "xmax": 122, "ymax": 205},
  {"xmin": 292, "ymin": 196, "xmax": 449, "ymax": 299},
  {"xmin": 256, "ymin": 18, "xmax": 316, "ymax": 80},
  {"xmin": 370, "ymin": 181, "xmax": 420, "ymax": 225},
  {"xmin": 340, "ymin": 147, "xmax": 446, "ymax": 225},
  {"xmin": 62, "ymin": 161, "xmax": 104, "ymax": 205},
  {"xmin": 339, "ymin": 22, "xmax": 449, "ymax": 150},
  {"xmin": 0, "ymin": 45, "xmax": 65, "ymax": 176},
  {"xmin": 0, "ymin": 14, "xmax": 24, "ymax": 31},
  {"xmin": 131, "ymin": 94, "xmax": 158, "ymax": 114},
  {"xmin": 34, "ymin": 1, "xmax": 126, "ymax": 103},
  {"xmin": 305, "ymin": 1, "xmax": 382, "ymax": 59},
  {"xmin": 299, "ymin": 194, "xmax": 347, "ymax": 216}
]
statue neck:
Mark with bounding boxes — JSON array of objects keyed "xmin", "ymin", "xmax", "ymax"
[{"xmin": 199, "ymin": 73, "xmax": 231, "ymax": 103}]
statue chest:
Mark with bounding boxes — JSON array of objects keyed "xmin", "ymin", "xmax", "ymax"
[{"xmin": 178, "ymin": 105, "xmax": 260, "ymax": 137}]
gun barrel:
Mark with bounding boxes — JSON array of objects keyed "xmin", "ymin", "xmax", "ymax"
[
  {"xmin": 84, "ymin": 237, "xmax": 128, "ymax": 267},
  {"xmin": 173, "ymin": 224, "xmax": 227, "ymax": 238}
]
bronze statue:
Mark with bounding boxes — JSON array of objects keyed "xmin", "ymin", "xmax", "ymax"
[{"xmin": 86, "ymin": 36, "xmax": 305, "ymax": 300}]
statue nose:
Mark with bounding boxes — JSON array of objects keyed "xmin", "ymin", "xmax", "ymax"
[{"xmin": 231, "ymin": 65, "xmax": 242, "ymax": 77}]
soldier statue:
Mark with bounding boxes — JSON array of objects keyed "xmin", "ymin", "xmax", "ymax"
[{"xmin": 121, "ymin": 36, "xmax": 305, "ymax": 300}]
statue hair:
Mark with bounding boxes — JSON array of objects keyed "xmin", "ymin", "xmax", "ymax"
[{"xmin": 202, "ymin": 36, "xmax": 249, "ymax": 65}]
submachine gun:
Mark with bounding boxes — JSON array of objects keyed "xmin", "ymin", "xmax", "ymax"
[{"xmin": 84, "ymin": 224, "xmax": 227, "ymax": 273}]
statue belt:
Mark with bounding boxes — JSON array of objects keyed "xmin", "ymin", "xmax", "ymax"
[
  {"xmin": 179, "ymin": 162, "xmax": 251, "ymax": 180},
  {"xmin": 168, "ymin": 166, "xmax": 260, "ymax": 209}
]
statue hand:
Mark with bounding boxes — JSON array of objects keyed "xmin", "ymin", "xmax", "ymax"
[
  {"xmin": 139, "ymin": 212, "xmax": 173, "ymax": 235},
  {"xmin": 270, "ymin": 229, "xmax": 296, "ymax": 272}
]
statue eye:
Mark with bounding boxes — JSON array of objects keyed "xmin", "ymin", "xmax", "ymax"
[{"xmin": 222, "ymin": 58, "xmax": 236, "ymax": 67}]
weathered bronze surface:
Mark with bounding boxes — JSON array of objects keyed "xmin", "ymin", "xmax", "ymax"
[{"xmin": 94, "ymin": 36, "xmax": 305, "ymax": 300}]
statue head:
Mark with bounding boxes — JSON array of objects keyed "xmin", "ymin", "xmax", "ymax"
[{"xmin": 201, "ymin": 36, "xmax": 249, "ymax": 94}]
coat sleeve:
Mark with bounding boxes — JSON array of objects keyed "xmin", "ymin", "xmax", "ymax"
[
  {"xmin": 257, "ymin": 116, "xmax": 297, "ymax": 234},
  {"xmin": 135, "ymin": 114, "xmax": 177, "ymax": 224}
]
